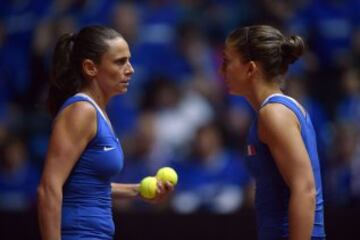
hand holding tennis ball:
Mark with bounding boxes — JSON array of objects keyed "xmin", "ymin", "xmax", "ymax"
[
  {"xmin": 138, "ymin": 167, "xmax": 178, "ymax": 201},
  {"xmin": 139, "ymin": 176, "xmax": 158, "ymax": 199},
  {"xmin": 156, "ymin": 167, "xmax": 178, "ymax": 186}
]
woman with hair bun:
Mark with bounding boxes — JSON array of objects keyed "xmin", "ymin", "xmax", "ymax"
[{"xmin": 222, "ymin": 25, "xmax": 326, "ymax": 240}]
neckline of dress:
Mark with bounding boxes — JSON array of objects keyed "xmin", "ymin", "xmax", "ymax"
[
  {"xmin": 260, "ymin": 93, "xmax": 306, "ymax": 117},
  {"xmin": 260, "ymin": 93, "xmax": 299, "ymax": 108},
  {"xmin": 75, "ymin": 92, "xmax": 116, "ymax": 135}
]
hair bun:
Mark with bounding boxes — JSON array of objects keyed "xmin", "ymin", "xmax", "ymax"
[{"xmin": 281, "ymin": 35, "xmax": 305, "ymax": 64}]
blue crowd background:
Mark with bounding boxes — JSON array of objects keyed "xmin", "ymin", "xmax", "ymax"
[{"xmin": 1, "ymin": 0, "xmax": 360, "ymax": 220}]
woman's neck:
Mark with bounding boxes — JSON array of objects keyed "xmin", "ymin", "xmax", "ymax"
[
  {"xmin": 245, "ymin": 78, "xmax": 283, "ymax": 111},
  {"xmin": 80, "ymin": 86, "xmax": 109, "ymax": 111}
]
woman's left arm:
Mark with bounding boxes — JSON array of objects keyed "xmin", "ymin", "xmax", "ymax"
[
  {"xmin": 258, "ymin": 104, "xmax": 316, "ymax": 240},
  {"xmin": 111, "ymin": 183, "xmax": 140, "ymax": 199}
]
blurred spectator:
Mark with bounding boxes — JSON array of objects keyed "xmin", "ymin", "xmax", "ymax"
[
  {"xmin": 286, "ymin": 0, "xmax": 359, "ymax": 110},
  {"xmin": 350, "ymin": 22, "xmax": 360, "ymax": 68},
  {"xmin": 325, "ymin": 122, "xmax": 359, "ymax": 206},
  {"xmin": 112, "ymin": 1, "xmax": 140, "ymax": 46},
  {"xmin": 0, "ymin": 0, "xmax": 51, "ymax": 101},
  {"xmin": 256, "ymin": 0, "xmax": 298, "ymax": 29},
  {"xmin": 0, "ymin": 20, "xmax": 9, "ymax": 106},
  {"xmin": 0, "ymin": 134, "xmax": 40, "ymax": 211},
  {"xmin": 141, "ymin": 76, "xmax": 214, "ymax": 163},
  {"xmin": 336, "ymin": 67, "xmax": 360, "ymax": 125},
  {"xmin": 171, "ymin": 122, "xmax": 250, "ymax": 214},
  {"xmin": 289, "ymin": 0, "xmax": 355, "ymax": 69},
  {"xmin": 20, "ymin": 20, "xmax": 52, "ymax": 110},
  {"xmin": 351, "ymin": 139, "xmax": 360, "ymax": 206}
]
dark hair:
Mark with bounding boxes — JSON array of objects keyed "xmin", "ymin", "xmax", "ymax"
[
  {"xmin": 48, "ymin": 25, "xmax": 123, "ymax": 117},
  {"xmin": 226, "ymin": 25, "xmax": 305, "ymax": 79}
]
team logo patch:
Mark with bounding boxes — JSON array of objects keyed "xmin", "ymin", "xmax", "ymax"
[{"xmin": 247, "ymin": 144, "xmax": 256, "ymax": 156}]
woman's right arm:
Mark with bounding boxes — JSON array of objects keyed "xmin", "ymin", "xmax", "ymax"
[
  {"xmin": 37, "ymin": 102, "xmax": 96, "ymax": 240},
  {"xmin": 258, "ymin": 104, "xmax": 316, "ymax": 240}
]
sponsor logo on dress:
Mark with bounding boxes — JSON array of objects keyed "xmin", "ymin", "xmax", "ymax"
[{"xmin": 103, "ymin": 146, "xmax": 116, "ymax": 151}]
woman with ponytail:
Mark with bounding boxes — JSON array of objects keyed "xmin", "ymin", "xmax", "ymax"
[
  {"xmin": 37, "ymin": 25, "xmax": 173, "ymax": 240},
  {"xmin": 222, "ymin": 25, "xmax": 326, "ymax": 240}
]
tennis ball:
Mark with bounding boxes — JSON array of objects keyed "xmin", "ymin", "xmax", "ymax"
[
  {"xmin": 139, "ymin": 176, "xmax": 158, "ymax": 199},
  {"xmin": 156, "ymin": 167, "xmax": 178, "ymax": 186}
]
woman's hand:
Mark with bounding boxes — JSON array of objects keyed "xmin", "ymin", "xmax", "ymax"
[{"xmin": 140, "ymin": 180, "xmax": 175, "ymax": 204}]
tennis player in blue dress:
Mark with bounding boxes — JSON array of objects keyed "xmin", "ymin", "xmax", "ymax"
[
  {"xmin": 222, "ymin": 25, "xmax": 326, "ymax": 240},
  {"xmin": 37, "ymin": 25, "xmax": 173, "ymax": 240}
]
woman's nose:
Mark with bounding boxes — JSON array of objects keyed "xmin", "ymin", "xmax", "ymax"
[{"xmin": 126, "ymin": 62, "xmax": 135, "ymax": 75}]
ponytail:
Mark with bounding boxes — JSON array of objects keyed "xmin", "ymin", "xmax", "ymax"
[
  {"xmin": 47, "ymin": 33, "xmax": 82, "ymax": 117},
  {"xmin": 47, "ymin": 26, "xmax": 123, "ymax": 117}
]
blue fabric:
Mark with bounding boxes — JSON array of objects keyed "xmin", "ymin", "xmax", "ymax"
[
  {"xmin": 0, "ymin": 162, "xmax": 40, "ymax": 211},
  {"xmin": 59, "ymin": 95, "xmax": 124, "ymax": 240},
  {"xmin": 245, "ymin": 95, "xmax": 326, "ymax": 239}
]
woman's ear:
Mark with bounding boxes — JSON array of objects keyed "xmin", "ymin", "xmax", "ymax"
[
  {"xmin": 247, "ymin": 61, "xmax": 257, "ymax": 78},
  {"xmin": 82, "ymin": 59, "xmax": 98, "ymax": 77}
]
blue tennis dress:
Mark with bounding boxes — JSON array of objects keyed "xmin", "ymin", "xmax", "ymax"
[
  {"xmin": 245, "ymin": 94, "xmax": 326, "ymax": 240},
  {"xmin": 60, "ymin": 93, "xmax": 124, "ymax": 240}
]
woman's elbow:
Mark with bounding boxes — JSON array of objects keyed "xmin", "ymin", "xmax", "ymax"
[
  {"xmin": 304, "ymin": 181, "xmax": 316, "ymax": 208},
  {"xmin": 37, "ymin": 183, "xmax": 46, "ymax": 202},
  {"xmin": 37, "ymin": 182, "xmax": 62, "ymax": 205},
  {"xmin": 38, "ymin": 184, "xmax": 50, "ymax": 209},
  {"xmin": 291, "ymin": 180, "xmax": 316, "ymax": 207}
]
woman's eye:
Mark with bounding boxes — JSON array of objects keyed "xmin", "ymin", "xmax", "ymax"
[{"xmin": 116, "ymin": 58, "xmax": 127, "ymax": 65}]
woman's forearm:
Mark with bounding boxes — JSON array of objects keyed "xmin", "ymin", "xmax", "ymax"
[
  {"xmin": 111, "ymin": 183, "xmax": 140, "ymax": 199},
  {"xmin": 37, "ymin": 185, "xmax": 62, "ymax": 240},
  {"xmin": 288, "ymin": 189, "xmax": 316, "ymax": 240}
]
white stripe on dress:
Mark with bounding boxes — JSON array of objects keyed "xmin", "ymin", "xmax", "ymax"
[{"xmin": 75, "ymin": 93, "xmax": 116, "ymax": 135}]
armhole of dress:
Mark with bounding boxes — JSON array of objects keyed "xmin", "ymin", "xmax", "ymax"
[
  {"xmin": 56, "ymin": 99, "xmax": 100, "ymax": 146},
  {"xmin": 75, "ymin": 93, "xmax": 116, "ymax": 136},
  {"xmin": 266, "ymin": 98, "xmax": 306, "ymax": 132},
  {"xmin": 81, "ymin": 100, "xmax": 100, "ymax": 146},
  {"xmin": 261, "ymin": 94, "xmax": 307, "ymax": 118},
  {"xmin": 283, "ymin": 96, "xmax": 307, "ymax": 119}
]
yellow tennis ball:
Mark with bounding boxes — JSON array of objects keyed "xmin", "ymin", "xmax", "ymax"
[
  {"xmin": 139, "ymin": 176, "xmax": 158, "ymax": 199},
  {"xmin": 156, "ymin": 167, "xmax": 178, "ymax": 186}
]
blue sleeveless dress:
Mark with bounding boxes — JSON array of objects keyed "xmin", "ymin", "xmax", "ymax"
[
  {"xmin": 59, "ymin": 93, "xmax": 124, "ymax": 240},
  {"xmin": 245, "ymin": 94, "xmax": 326, "ymax": 240}
]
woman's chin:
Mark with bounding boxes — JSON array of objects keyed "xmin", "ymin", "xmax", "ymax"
[
  {"xmin": 119, "ymin": 86, "xmax": 129, "ymax": 93},
  {"xmin": 112, "ymin": 88, "xmax": 128, "ymax": 96},
  {"xmin": 229, "ymin": 89, "xmax": 242, "ymax": 96}
]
